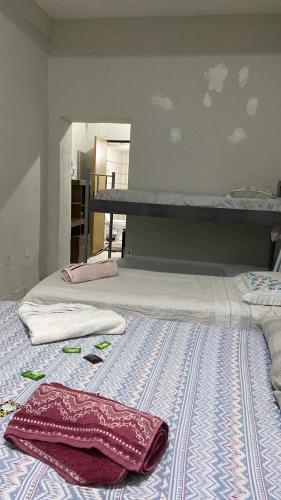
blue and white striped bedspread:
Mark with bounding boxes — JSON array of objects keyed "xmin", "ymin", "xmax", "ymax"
[{"xmin": 1, "ymin": 301, "xmax": 281, "ymax": 499}]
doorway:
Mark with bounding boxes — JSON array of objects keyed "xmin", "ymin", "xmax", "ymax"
[{"xmin": 70, "ymin": 122, "xmax": 131, "ymax": 263}]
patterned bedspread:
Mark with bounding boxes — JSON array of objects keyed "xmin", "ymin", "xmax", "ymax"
[{"xmin": 1, "ymin": 301, "xmax": 281, "ymax": 499}]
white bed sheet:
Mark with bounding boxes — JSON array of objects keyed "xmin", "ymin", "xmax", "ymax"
[
  {"xmin": 96, "ymin": 188, "xmax": 281, "ymax": 211},
  {"xmin": 24, "ymin": 268, "xmax": 271, "ymax": 330}
]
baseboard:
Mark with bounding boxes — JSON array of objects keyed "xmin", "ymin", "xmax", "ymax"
[
  {"xmin": 1, "ymin": 280, "xmax": 38, "ymax": 301},
  {"xmin": 1, "ymin": 288, "xmax": 26, "ymax": 301}
]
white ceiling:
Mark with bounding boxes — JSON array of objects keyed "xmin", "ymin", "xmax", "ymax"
[{"xmin": 34, "ymin": 0, "xmax": 281, "ymax": 19}]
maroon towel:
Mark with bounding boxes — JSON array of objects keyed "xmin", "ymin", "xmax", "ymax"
[{"xmin": 4, "ymin": 383, "xmax": 168, "ymax": 485}]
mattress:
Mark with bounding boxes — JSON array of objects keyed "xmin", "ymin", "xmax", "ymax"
[
  {"xmin": 1, "ymin": 301, "xmax": 281, "ymax": 499},
  {"xmin": 25, "ymin": 268, "xmax": 269, "ymax": 330},
  {"xmin": 96, "ymin": 188, "xmax": 281, "ymax": 212}
]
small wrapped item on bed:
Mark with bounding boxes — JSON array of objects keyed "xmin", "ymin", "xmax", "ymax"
[
  {"xmin": 4, "ymin": 383, "xmax": 169, "ymax": 486},
  {"xmin": 61, "ymin": 260, "xmax": 118, "ymax": 284}
]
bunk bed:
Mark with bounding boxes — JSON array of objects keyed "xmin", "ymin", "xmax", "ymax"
[
  {"xmin": 83, "ymin": 170, "xmax": 281, "ymax": 267},
  {"xmin": 24, "ymin": 175, "xmax": 281, "ymax": 330}
]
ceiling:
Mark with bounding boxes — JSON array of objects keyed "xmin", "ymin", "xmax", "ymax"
[{"xmin": 34, "ymin": 0, "xmax": 281, "ymax": 19}]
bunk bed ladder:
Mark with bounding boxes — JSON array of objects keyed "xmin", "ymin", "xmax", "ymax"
[
  {"xmin": 83, "ymin": 169, "xmax": 91, "ymax": 263},
  {"xmin": 107, "ymin": 172, "xmax": 115, "ymax": 258},
  {"xmin": 269, "ymin": 181, "xmax": 281, "ymax": 270}
]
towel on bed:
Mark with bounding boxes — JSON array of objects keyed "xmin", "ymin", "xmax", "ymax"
[
  {"xmin": 4, "ymin": 383, "xmax": 169, "ymax": 485},
  {"xmin": 18, "ymin": 302, "xmax": 125, "ymax": 345},
  {"xmin": 61, "ymin": 260, "xmax": 118, "ymax": 284}
]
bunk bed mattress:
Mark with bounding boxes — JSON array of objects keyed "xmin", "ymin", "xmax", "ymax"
[
  {"xmin": 1, "ymin": 301, "xmax": 281, "ymax": 499},
  {"xmin": 96, "ymin": 188, "xmax": 281, "ymax": 211},
  {"xmin": 24, "ymin": 268, "xmax": 268, "ymax": 329}
]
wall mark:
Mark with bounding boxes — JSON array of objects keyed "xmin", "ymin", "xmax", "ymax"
[
  {"xmin": 228, "ymin": 128, "xmax": 247, "ymax": 144},
  {"xmin": 203, "ymin": 92, "xmax": 212, "ymax": 108},
  {"xmin": 238, "ymin": 66, "xmax": 249, "ymax": 88},
  {"xmin": 205, "ymin": 63, "xmax": 228, "ymax": 93},
  {"xmin": 170, "ymin": 127, "xmax": 182, "ymax": 144},
  {"xmin": 151, "ymin": 91, "xmax": 174, "ymax": 111},
  {"xmin": 246, "ymin": 97, "xmax": 259, "ymax": 117}
]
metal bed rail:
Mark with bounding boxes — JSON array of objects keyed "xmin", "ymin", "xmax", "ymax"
[
  {"xmin": 272, "ymin": 180, "xmax": 281, "ymax": 270},
  {"xmin": 84, "ymin": 174, "xmax": 281, "ymax": 269},
  {"xmin": 83, "ymin": 169, "xmax": 115, "ymax": 263}
]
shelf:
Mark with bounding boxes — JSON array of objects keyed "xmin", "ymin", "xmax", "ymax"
[
  {"xmin": 71, "ymin": 179, "xmax": 88, "ymax": 263},
  {"xmin": 71, "ymin": 218, "xmax": 85, "ymax": 228}
]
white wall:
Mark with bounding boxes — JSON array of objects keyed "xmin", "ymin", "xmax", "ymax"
[
  {"xmin": 107, "ymin": 148, "xmax": 129, "ymax": 190},
  {"xmin": 72, "ymin": 122, "xmax": 130, "ymax": 163},
  {"xmin": 0, "ymin": 10, "xmax": 48, "ymax": 298},
  {"xmin": 47, "ymin": 16, "xmax": 281, "ymax": 270}
]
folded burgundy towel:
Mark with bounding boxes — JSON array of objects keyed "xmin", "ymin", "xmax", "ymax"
[
  {"xmin": 61, "ymin": 260, "xmax": 118, "ymax": 284},
  {"xmin": 5, "ymin": 383, "xmax": 169, "ymax": 486}
]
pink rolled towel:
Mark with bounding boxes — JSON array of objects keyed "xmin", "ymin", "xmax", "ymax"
[{"xmin": 61, "ymin": 260, "xmax": 118, "ymax": 284}]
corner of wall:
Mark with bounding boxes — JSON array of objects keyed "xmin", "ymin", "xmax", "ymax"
[{"xmin": 0, "ymin": 0, "xmax": 53, "ymax": 51}]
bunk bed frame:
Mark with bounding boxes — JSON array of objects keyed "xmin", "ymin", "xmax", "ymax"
[{"xmin": 83, "ymin": 170, "xmax": 281, "ymax": 268}]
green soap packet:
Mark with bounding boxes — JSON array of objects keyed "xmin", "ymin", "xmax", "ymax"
[
  {"xmin": 22, "ymin": 370, "xmax": 45, "ymax": 381},
  {"xmin": 62, "ymin": 347, "xmax": 81, "ymax": 353},
  {"xmin": 95, "ymin": 341, "xmax": 111, "ymax": 350}
]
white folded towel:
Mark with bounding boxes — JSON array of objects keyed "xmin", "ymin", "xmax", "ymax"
[{"xmin": 18, "ymin": 302, "xmax": 126, "ymax": 345}]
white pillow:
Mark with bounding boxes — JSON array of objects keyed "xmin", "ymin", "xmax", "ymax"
[
  {"xmin": 258, "ymin": 310, "xmax": 281, "ymax": 408},
  {"xmin": 234, "ymin": 271, "xmax": 281, "ymax": 306}
]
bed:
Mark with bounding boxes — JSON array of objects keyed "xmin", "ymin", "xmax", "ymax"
[
  {"xmin": 84, "ymin": 172, "xmax": 281, "ymax": 265},
  {"xmin": 95, "ymin": 187, "xmax": 281, "ymax": 212},
  {"xmin": 24, "ymin": 268, "xmax": 274, "ymax": 330},
  {"xmin": 1, "ymin": 300, "xmax": 281, "ymax": 499}
]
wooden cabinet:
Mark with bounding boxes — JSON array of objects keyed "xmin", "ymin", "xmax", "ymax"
[
  {"xmin": 71, "ymin": 180, "xmax": 89, "ymax": 263},
  {"xmin": 71, "ymin": 136, "xmax": 107, "ymax": 262}
]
